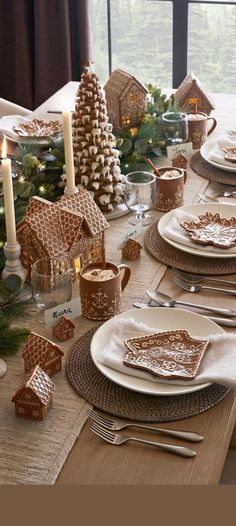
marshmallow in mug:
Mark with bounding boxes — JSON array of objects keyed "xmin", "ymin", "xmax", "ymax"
[
  {"xmin": 83, "ymin": 268, "xmax": 115, "ymax": 282},
  {"xmin": 160, "ymin": 169, "xmax": 182, "ymax": 180},
  {"xmin": 187, "ymin": 113, "xmax": 206, "ymax": 121}
]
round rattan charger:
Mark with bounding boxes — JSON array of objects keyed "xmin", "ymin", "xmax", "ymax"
[
  {"xmin": 144, "ymin": 221, "xmax": 236, "ymax": 275},
  {"xmin": 190, "ymin": 151, "xmax": 236, "ymax": 185},
  {"xmin": 66, "ymin": 327, "xmax": 229, "ymax": 423}
]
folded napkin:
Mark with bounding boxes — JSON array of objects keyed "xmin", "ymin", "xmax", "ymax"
[
  {"xmin": 207, "ymin": 136, "xmax": 236, "ymax": 167},
  {"xmin": 97, "ymin": 317, "xmax": 236, "ymax": 389},
  {"xmin": 162, "ymin": 208, "xmax": 236, "ymax": 254}
]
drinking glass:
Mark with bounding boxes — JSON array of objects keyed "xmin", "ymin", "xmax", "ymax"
[
  {"xmin": 31, "ymin": 255, "xmax": 72, "ymax": 322},
  {"xmin": 162, "ymin": 112, "xmax": 188, "ymax": 146},
  {"xmin": 124, "ymin": 171, "xmax": 157, "ymax": 226}
]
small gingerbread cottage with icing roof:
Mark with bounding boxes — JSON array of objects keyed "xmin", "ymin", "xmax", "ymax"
[
  {"xmin": 104, "ymin": 69, "xmax": 148, "ymax": 129},
  {"xmin": 16, "ymin": 189, "xmax": 109, "ymax": 279},
  {"xmin": 12, "ymin": 365, "xmax": 55, "ymax": 420},
  {"xmin": 174, "ymin": 72, "xmax": 215, "ymax": 115},
  {"xmin": 52, "ymin": 316, "xmax": 75, "ymax": 342},
  {"xmin": 22, "ymin": 332, "xmax": 64, "ymax": 377}
]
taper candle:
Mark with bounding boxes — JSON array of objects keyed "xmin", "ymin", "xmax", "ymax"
[
  {"xmin": 2, "ymin": 140, "xmax": 16, "ymax": 246},
  {"xmin": 62, "ymin": 110, "xmax": 76, "ymax": 192}
]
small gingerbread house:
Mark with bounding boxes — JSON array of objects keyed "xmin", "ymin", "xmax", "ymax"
[
  {"xmin": 172, "ymin": 153, "xmax": 188, "ymax": 170},
  {"xmin": 22, "ymin": 332, "xmax": 64, "ymax": 376},
  {"xmin": 104, "ymin": 69, "xmax": 148, "ymax": 129},
  {"xmin": 52, "ymin": 316, "xmax": 75, "ymax": 342},
  {"xmin": 174, "ymin": 72, "xmax": 215, "ymax": 115},
  {"xmin": 12, "ymin": 365, "xmax": 55, "ymax": 421},
  {"xmin": 122, "ymin": 238, "xmax": 142, "ymax": 261},
  {"xmin": 16, "ymin": 189, "xmax": 109, "ymax": 279}
]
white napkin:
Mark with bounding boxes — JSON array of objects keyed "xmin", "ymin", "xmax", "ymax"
[
  {"xmin": 162, "ymin": 208, "xmax": 236, "ymax": 254},
  {"xmin": 207, "ymin": 136, "xmax": 236, "ymax": 167},
  {"xmin": 97, "ymin": 317, "xmax": 236, "ymax": 389}
]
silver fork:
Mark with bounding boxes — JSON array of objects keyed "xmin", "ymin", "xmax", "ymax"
[
  {"xmin": 88, "ymin": 409, "xmax": 203, "ymax": 442},
  {"xmin": 90, "ymin": 422, "xmax": 196, "ymax": 458},
  {"xmin": 172, "ymin": 268, "xmax": 236, "ymax": 288},
  {"xmin": 173, "ymin": 275, "xmax": 236, "ymax": 296}
]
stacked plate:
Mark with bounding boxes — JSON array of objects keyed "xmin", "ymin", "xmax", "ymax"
[
  {"xmin": 90, "ymin": 307, "xmax": 224, "ymax": 396},
  {"xmin": 0, "ymin": 114, "xmax": 62, "ymax": 145},
  {"xmin": 158, "ymin": 202, "xmax": 236, "ymax": 259},
  {"xmin": 201, "ymin": 136, "xmax": 236, "ymax": 173}
]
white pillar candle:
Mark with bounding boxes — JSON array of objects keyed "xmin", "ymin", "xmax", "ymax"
[
  {"xmin": 62, "ymin": 110, "xmax": 76, "ymax": 192},
  {"xmin": 2, "ymin": 157, "xmax": 16, "ymax": 246}
]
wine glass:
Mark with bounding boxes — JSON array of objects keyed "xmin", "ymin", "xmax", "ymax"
[
  {"xmin": 124, "ymin": 171, "xmax": 157, "ymax": 226},
  {"xmin": 31, "ymin": 255, "xmax": 72, "ymax": 322},
  {"xmin": 162, "ymin": 112, "xmax": 188, "ymax": 146}
]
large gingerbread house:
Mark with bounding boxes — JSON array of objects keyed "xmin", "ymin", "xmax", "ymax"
[
  {"xmin": 104, "ymin": 69, "xmax": 148, "ymax": 129},
  {"xmin": 174, "ymin": 72, "xmax": 215, "ymax": 115},
  {"xmin": 16, "ymin": 189, "xmax": 109, "ymax": 279},
  {"xmin": 22, "ymin": 332, "xmax": 64, "ymax": 376},
  {"xmin": 12, "ymin": 365, "xmax": 55, "ymax": 421}
]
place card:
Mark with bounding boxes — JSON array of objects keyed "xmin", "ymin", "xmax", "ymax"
[
  {"xmin": 117, "ymin": 223, "xmax": 143, "ymax": 249},
  {"xmin": 45, "ymin": 297, "xmax": 81, "ymax": 328},
  {"xmin": 167, "ymin": 142, "xmax": 193, "ymax": 160}
]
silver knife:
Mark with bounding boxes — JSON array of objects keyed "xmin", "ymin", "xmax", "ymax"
[{"xmin": 132, "ymin": 303, "xmax": 236, "ymax": 327}]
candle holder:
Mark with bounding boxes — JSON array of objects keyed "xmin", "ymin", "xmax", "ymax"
[
  {"xmin": 64, "ymin": 185, "xmax": 79, "ymax": 197},
  {"xmin": 2, "ymin": 241, "xmax": 27, "ymax": 282}
]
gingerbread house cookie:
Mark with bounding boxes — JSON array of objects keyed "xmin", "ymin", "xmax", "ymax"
[
  {"xmin": 122, "ymin": 238, "xmax": 142, "ymax": 260},
  {"xmin": 172, "ymin": 153, "xmax": 188, "ymax": 171},
  {"xmin": 22, "ymin": 332, "xmax": 64, "ymax": 377},
  {"xmin": 52, "ymin": 316, "xmax": 75, "ymax": 342},
  {"xmin": 12, "ymin": 365, "xmax": 55, "ymax": 421}
]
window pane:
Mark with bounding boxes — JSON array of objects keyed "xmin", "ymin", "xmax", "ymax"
[
  {"xmin": 89, "ymin": 0, "xmax": 109, "ymax": 84},
  {"xmin": 188, "ymin": 3, "xmax": 236, "ymax": 93},
  {"xmin": 110, "ymin": 1, "xmax": 172, "ymax": 87}
]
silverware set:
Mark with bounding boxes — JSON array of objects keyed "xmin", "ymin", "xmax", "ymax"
[{"xmin": 88, "ymin": 408, "xmax": 203, "ymax": 458}]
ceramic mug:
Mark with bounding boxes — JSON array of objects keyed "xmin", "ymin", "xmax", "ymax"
[
  {"xmin": 79, "ymin": 261, "xmax": 131, "ymax": 321},
  {"xmin": 187, "ymin": 112, "xmax": 217, "ymax": 150},
  {"xmin": 156, "ymin": 166, "xmax": 187, "ymax": 212}
]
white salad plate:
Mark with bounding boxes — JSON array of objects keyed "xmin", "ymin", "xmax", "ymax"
[{"xmin": 201, "ymin": 137, "xmax": 236, "ymax": 173}]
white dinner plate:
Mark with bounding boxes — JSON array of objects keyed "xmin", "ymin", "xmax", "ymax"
[
  {"xmin": 0, "ymin": 114, "xmax": 62, "ymax": 145},
  {"xmin": 158, "ymin": 202, "xmax": 236, "ymax": 258},
  {"xmin": 90, "ymin": 307, "xmax": 224, "ymax": 396},
  {"xmin": 201, "ymin": 137, "xmax": 236, "ymax": 173}
]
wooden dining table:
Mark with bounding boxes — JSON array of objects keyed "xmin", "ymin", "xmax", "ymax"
[{"xmin": 3, "ymin": 83, "xmax": 236, "ymax": 485}]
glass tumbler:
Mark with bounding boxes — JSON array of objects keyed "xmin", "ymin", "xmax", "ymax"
[
  {"xmin": 124, "ymin": 171, "xmax": 157, "ymax": 226},
  {"xmin": 31, "ymin": 255, "xmax": 72, "ymax": 322},
  {"xmin": 162, "ymin": 111, "xmax": 189, "ymax": 146}
]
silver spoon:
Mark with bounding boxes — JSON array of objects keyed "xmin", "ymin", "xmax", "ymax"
[
  {"xmin": 146, "ymin": 289, "xmax": 236, "ymax": 317},
  {"xmin": 172, "ymin": 268, "xmax": 236, "ymax": 287}
]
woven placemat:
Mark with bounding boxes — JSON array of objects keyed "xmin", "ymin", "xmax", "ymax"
[
  {"xmin": 66, "ymin": 327, "xmax": 230, "ymax": 423},
  {"xmin": 190, "ymin": 151, "xmax": 236, "ymax": 185},
  {"xmin": 144, "ymin": 221, "xmax": 236, "ymax": 275}
]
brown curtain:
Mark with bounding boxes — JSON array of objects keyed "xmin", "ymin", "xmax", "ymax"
[{"xmin": 0, "ymin": 0, "xmax": 93, "ymax": 110}]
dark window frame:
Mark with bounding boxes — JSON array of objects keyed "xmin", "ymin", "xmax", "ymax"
[{"xmin": 106, "ymin": 0, "xmax": 236, "ymax": 87}]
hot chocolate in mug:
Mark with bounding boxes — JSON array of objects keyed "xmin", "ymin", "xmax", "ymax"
[
  {"xmin": 187, "ymin": 111, "xmax": 217, "ymax": 150},
  {"xmin": 79, "ymin": 261, "xmax": 131, "ymax": 321},
  {"xmin": 156, "ymin": 166, "xmax": 187, "ymax": 212}
]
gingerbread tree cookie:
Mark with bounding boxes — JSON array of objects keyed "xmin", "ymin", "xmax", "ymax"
[{"xmin": 73, "ymin": 62, "xmax": 125, "ymax": 212}]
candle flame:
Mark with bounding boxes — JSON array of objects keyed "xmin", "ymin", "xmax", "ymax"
[{"xmin": 2, "ymin": 136, "xmax": 7, "ymax": 159}]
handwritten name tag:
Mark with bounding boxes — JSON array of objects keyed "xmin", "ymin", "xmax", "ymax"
[
  {"xmin": 45, "ymin": 297, "xmax": 81, "ymax": 328},
  {"xmin": 167, "ymin": 142, "xmax": 193, "ymax": 160},
  {"xmin": 117, "ymin": 224, "xmax": 143, "ymax": 249}
]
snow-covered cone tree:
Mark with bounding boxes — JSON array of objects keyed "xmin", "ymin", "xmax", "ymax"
[{"xmin": 73, "ymin": 62, "xmax": 124, "ymax": 212}]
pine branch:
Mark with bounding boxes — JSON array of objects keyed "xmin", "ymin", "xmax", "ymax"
[{"xmin": 0, "ymin": 318, "xmax": 29, "ymax": 357}]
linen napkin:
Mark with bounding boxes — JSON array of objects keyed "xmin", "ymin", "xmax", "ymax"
[
  {"xmin": 161, "ymin": 208, "xmax": 236, "ymax": 254},
  {"xmin": 206, "ymin": 136, "xmax": 236, "ymax": 167},
  {"xmin": 97, "ymin": 317, "xmax": 236, "ymax": 389}
]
